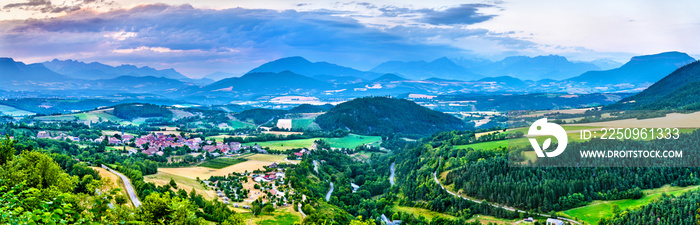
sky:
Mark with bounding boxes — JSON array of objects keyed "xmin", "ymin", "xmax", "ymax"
[{"xmin": 0, "ymin": 0, "xmax": 698, "ymax": 78}]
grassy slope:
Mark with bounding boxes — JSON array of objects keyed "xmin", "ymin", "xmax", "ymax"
[
  {"xmin": 229, "ymin": 120, "xmax": 255, "ymax": 129},
  {"xmin": 254, "ymin": 206, "xmax": 302, "ymax": 225},
  {"xmin": 391, "ymin": 205, "xmax": 456, "ymax": 221},
  {"xmin": 144, "ymin": 171, "xmax": 217, "ymax": 201},
  {"xmin": 199, "ymin": 157, "xmax": 248, "ymax": 169},
  {"xmin": 562, "ymin": 184, "xmax": 700, "ymax": 225},
  {"xmin": 93, "ymin": 167, "xmax": 135, "ymax": 207},
  {"xmin": 243, "ymin": 134, "xmax": 381, "ymax": 150},
  {"xmin": 0, "ymin": 104, "xmax": 35, "ymax": 116},
  {"xmin": 455, "ymin": 126, "xmax": 696, "ymax": 150}
]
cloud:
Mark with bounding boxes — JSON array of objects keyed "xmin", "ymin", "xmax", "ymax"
[
  {"xmin": 3, "ymin": 0, "xmax": 113, "ymax": 14},
  {"xmin": 376, "ymin": 4, "xmax": 496, "ymax": 25},
  {"xmin": 421, "ymin": 4, "xmax": 497, "ymax": 25},
  {"xmin": 0, "ymin": 4, "xmax": 476, "ymax": 75}
]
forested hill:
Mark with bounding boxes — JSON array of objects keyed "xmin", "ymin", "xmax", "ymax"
[
  {"xmin": 314, "ymin": 97, "xmax": 469, "ymax": 136},
  {"xmin": 607, "ymin": 60, "xmax": 700, "ymax": 110}
]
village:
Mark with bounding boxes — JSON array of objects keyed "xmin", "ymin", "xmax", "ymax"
[
  {"xmin": 36, "ymin": 130, "xmax": 267, "ymax": 157},
  {"xmin": 36, "ymin": 129, "xmax": 313, "ymax": 212}
]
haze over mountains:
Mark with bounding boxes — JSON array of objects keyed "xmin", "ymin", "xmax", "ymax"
[
  {"xmin": 455, "ymin": 55, "xmax": 603, "ymax": 81},
  {"xmin": 42, "ymin": 59, "xmax": 213, "ymax": 85},
  {"xmin": 0, "ymin": 51, "xmax": 696, "ymax": 104},
  {"xmin": 567, "ymin": 52, "xmax": 695, "ymax": 86},
  {"xmin": 608, "ymin": 60, "xmax": 700, "ymax": 110},
  {"xmin": 370, "ymin": 57, "xmax": 483, "ymax": 81}
]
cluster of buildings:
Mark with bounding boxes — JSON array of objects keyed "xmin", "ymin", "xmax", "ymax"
[
  {"xmin": 36, "ymin": 131, "xmax": 267, "ymax": 157},
  {"xmin": 36, "ymin": 131, "xmax": 80, "ymax": 142},
  {"xmin": 253, "ymin": 171, "xmax": 285, "ymax": 183}
]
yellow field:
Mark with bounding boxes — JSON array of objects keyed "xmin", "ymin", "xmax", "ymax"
[
  {"xmin": 144, "ymin": 171, "xmax": 219, "ymax": 201},
  {"xmin": 577, "ymin": 111, "xmax": 700, "ymax": 128},
  {"xmin": 252, "ymin": 206, "xmax": 302, "ymax": 225},
  {"xmin": 208, "ymin": 134, "xmax": 250, "ymax": 142},
  {"xmin": 93, "ymin": 167, "xmax": 134, "ymax": 207},
  {"xmin": 243, "ymin": 153, "xmax": 292, "ymax": 163},
  {"xmin": 158, "ymin": 160, "xmax": 273, "ymax": 180}
]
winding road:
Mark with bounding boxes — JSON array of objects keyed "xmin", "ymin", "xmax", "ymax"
[
  {"xmin": 313, "ymin": 160, "xmax": 319, "ymax": 173},
  {"xmin": 325, "ymin": 182, "xmax": 334, "ymax": 201},
  {"xmin": 433, "ymin": 158, "xmax": 579, "ymax": 224},
  {"xmin": 102, "ymin": 165, "xmax": 142, "ymax": 208},
  {"xmin": 389, "ymin": 162, "xmax": 396, "ymax": 186}
]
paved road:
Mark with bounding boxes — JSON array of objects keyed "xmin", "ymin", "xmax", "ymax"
[
  {"xmin": 389, "ymin": 162, "xmax": 396, "ymax": 186},
  {"xmin": 102, "ymin": 165, "xmax": 142, "ymax": 208},
  {"xmin": 298, "ymin": 203, "xmax": 306, "ymax": 218},
  {"xmin": 433, "ymin": 158, "xmax": 579, "ymax": 224},
  {"xmin": 313, "ymin": 160, "xmax": 319, "ymax": 173},
  {"xmin": 325, "ymin": 182, "xmax": 334, "ymax": 201},
  {"xmin": 298, "ymin": 194, "xmax": 308, "ymax": 218}
]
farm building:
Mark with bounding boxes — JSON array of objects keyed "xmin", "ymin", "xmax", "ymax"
[{"xmin": 546, "ymin": 218, "xmax": 564, "ymax": 225}]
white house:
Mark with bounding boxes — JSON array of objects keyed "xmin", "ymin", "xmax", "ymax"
[{"xmin": 546, "ymin": 218, "xmax": 565, "ymax": 225}]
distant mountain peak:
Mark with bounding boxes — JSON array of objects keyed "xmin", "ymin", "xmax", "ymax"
[
  {"xmin": 453, "ymin": 54, "xmax": 600, "ymax": 80},
  {"xmin": 42, "ymin": 59, "xmax": 192, "ymax": 82},
  {"xmin": 629, "ymin": 51, "xmax": 693, "ymax": 62},
  {"xmin": 567, "ymin": 51, "xmax": 696, "ymax": 86},
  {"xmin": 371, "ymin": 73, "xmax": 406, "ymax": 82},
  {"xmin": 371, "ymin": 57, "xmax": 481, "ymax": 81},
  {"xmin": 247, "ymin": 56, "xmax": 379, "ymax": 79}
]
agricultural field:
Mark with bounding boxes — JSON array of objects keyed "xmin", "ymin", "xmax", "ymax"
[
  {"xmin": 158, "ymin": 160, "xmax": 274, "ymax": 180},
  {"xmin": 208, "ymin": 134, "xmax": 250, "ymax": 142},
  {"xmin": 144, "ymin": 171, "xmax": 218, "ymax": 201},
  {"xmin": 170, "ymin": 109, "xmax": 195, "ymax": 119},
  {"xmin": 455, "ymin": 125, "xmax": 696, "ymax": 151},
  {"xmin": 242, "ymin": 153, "xmax": 288, "ymax": 163},
  {"xmin": 243, "ymin": 134, "xmax": 381, "ymax": 151},
  {"xmin": 561, "ymin": 184, "xmax": 700, "ymax": 225},
  {"xmin": 228, "ymin": 120, "xmax": 255, "ymax": 129},
  {"xmin": 199, "ymin": 157, "xmax": 248, "ymax": 169},
  {"xmin": 391, "ymin": 205, "xmax": 457, "ymax": 221},
  {"xmin": 0, "ymin": 104, "xmax": 35, "ymax": 116},
  {"xmin": 93, "ymin": 167, "xmax": 134, "ymax": 207},
  {"xmin": 578, "ymin": 111, "xmax": 700, "ymax": 128},
  {"xmin": 35, "ymin": 109, "xmax": 123, "ymax": 123},
  {"xmin": 254, "ymin": 206, "xmax": 302, "ymax": 225},
  {"xmin": 291, "ymin": 118, "xmax": 315, "ymax": 130}
]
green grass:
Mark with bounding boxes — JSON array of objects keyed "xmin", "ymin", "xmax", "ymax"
[
  {"xmin": 228, "ymin": 120, "xmax": 255, "ymax": 129},
  {"xmin": 291, "ymin": 118, "xmax": 314, "ymax": 130},
  {"xmin": 208, "ymin": 135, "xmax": 246, "ymax": 142},
  {"xmin": 0, "ymin": 104, "xmax": 35, "ymax": 116},
  {"xmin": 243, "ymin": 134, "xmax": 381, "ymax": 151},
  {"xmin": 561, "ymin": 184, "xmax": 700, "ymax": 224},
  {"xmin": 36, "ymin": 110, "xmax": 123, "ymax": 122},
  {"xmin": 244, "ymin": 139, "xmax": 316, "ymax": 150},
  {"xmin": 144, "ymin": 171, "xmax": 215, "ymax": 200},
  {"xmin": 466, "ymin": 215, "xmax": 522, "ymax": 224},
  {"xmin": 456, "ymin": 126, "xmax": 697, "ymax": 151},
  {"xmin": 324, "ymin": 134, "xmax": 382, "ymax": 149},
  {"xmin": 255, "ymin": 207, "xmax": 301, "ymax": 225},
  {"xmin": 35, "ymin": 114, "xmax": 78, "ymax": 121},
  {"xmin": 391, "ymin": 205, "xmax": 457, "ymax": 221},
  {"xmin": 198, "ymin": 157, "xmax": 247, "ymax": 169},
  {"xmin": 242, "ymin": 154, "xmax": 288, "ymax": 162}
]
